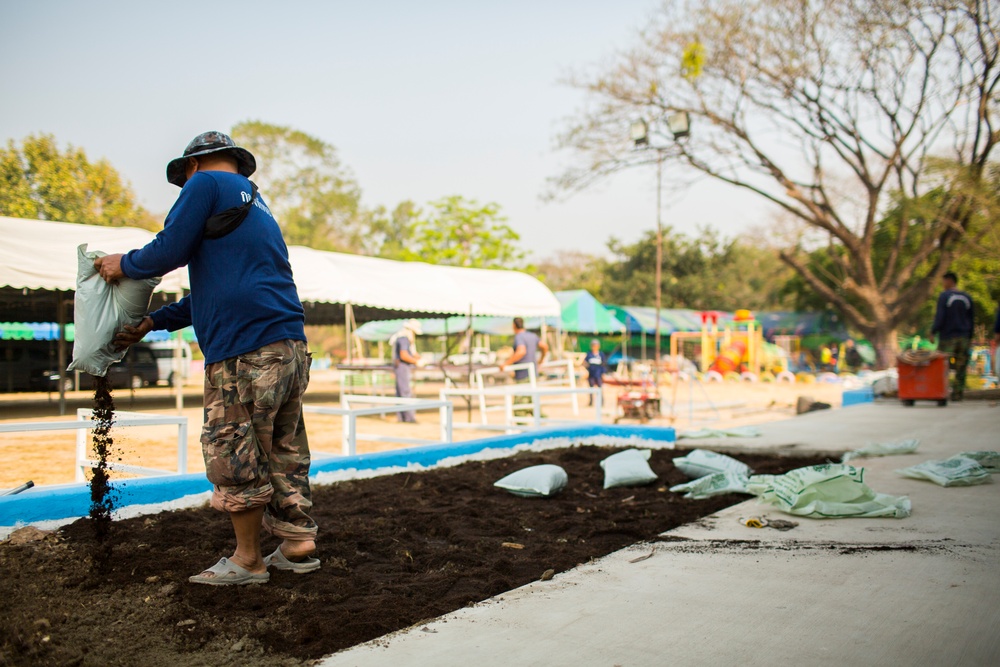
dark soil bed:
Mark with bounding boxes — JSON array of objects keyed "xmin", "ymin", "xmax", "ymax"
[{"xmin": 0, "ymin": 445, "xmax": 830, "ymax": 666}]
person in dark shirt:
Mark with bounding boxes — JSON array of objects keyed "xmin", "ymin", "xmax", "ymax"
[
  {"xmin": 843, "ymin": 338, "xmax": 863, "ymax": 371},
  {"xmin": 931, "ymin": 271, "xmax": 975, "ymax": 401},
  {"xmin": 583, "ymin": 339, "xmax": 607, "ymax": 406},
  {"xmin": 95, "ymin": 131, "xmax": 318, "ymax": 585},
  {"xmin": 994, "ymin": 303, "xmax": 1000, "ymax": 345}
]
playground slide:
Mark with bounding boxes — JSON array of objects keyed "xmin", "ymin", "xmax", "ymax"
[{"xmin": 709, "ymin": 339, "xmax": 746, "ymax": 374}]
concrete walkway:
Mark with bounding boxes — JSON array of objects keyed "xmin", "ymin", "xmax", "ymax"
[{"xmin": 320, "ymin": 402, "xmax": 1000, "ymax": 666}]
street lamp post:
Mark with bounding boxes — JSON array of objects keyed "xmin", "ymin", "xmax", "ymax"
[{"xmin": 630, "ymin": 112, "xmax": 691, "ymax": 399}]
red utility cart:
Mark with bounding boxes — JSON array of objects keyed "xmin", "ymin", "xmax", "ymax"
[{"xmin": 897, "ymin": 354, "xmax": 949, "ymax": 406}]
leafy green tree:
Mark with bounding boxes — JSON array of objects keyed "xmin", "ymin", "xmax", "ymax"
[
  {"xmin": 552, "ymin": 0, "xmax": 999, "ymax": 366},
  {"xmin": 362, "ymin": 200, "xmax": 421, "ymax": 259},
  {"xmin": 534, "ymin": 250, "xmax": 607, "ymax": 296},
  {"xmin": 0, "ymin": 134, "xmax": 158, "ymax": 229},
  {"xmin": 598, "ymin": 228, "xmax": 793, "ymax": 311},
  {"xmin": 408, "ymin": 195, "xmax": 526, "ymax": 268},
  {"xmin": 783, "ymin": 166, "xmax": 1000, "ymax": 342},
  {"xmin": 231, "ymin": 121, "xmax": 365, "ymax": 251}
]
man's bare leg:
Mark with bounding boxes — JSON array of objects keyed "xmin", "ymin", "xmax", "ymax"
[
  {"xmin": 228, "ymin": 506, "xmax": 266, "ymax": 573},
  {"xmin": 278, "ymin": 538, "xmax": 316, "ymax": 561}
]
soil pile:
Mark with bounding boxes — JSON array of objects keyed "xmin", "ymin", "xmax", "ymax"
[{"xmin": 0, "ymin": 446, "xmax": 831, "ymax": 666}]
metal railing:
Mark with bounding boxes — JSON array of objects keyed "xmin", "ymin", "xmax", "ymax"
[
  {"xmin": 537, "ymin": 358, "xmax": 581, "ymax": 415},
  {"xmin": 304, "ymin": 394, "xmax": 454, "ymax": 457},
  {"xmin": 338, "ymin": 369, "xmax": 396, "ymax": 396},
  {"xmin": 0, "ymin": 409, "xmax": 189, "ymax": 483},
  {"xmin": 440, "ymin": 385, "xmax": 602, "ymax": 434},
  {"xmin": 469, "ymin": 362, "xmax": 536, "ymax": 424}
]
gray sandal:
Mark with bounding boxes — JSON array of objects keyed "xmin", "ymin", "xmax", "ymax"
[
  {"xmin": 265, "ymin": 547, "xmax": 321, "ymax": 573},
  {"xmin": 188, "ymin": 557, "xmax": 270, "ymax": 586}
]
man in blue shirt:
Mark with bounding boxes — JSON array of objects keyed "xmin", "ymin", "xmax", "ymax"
[
  {"xmin": 583, "ymin": 339, "xmax": 607, "ymax": 406},
  {"xmin": 95, "ymin": 131, "xmax": 318, "ymax": 585},
  {"xmin": 499, "ymin": 317, "xmax": 548, "ymax": 379},
  {"xmin": 499, "ymin": 317, "xmax": 548, "ymax": 416},
  {"xmin": 931, "ymin": 271, "xmax": 974, "ymax": 401}
]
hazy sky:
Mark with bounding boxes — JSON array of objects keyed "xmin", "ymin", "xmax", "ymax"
[{"xmin": 0, "ymin": 0, "xmax": 768, "ymax": 260}]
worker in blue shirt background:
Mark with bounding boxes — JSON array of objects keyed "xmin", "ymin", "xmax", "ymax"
[
  {"xmin": 931, "ymin": 271, "xmax": 975, "ymax": 401},
  {"xmin": 583, "ymin": 339, "xmax": 607, "ymax": 406}
]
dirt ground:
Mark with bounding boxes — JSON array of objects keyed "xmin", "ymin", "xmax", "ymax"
[
  {"xmin": 0, "ymin": 371, "xmax": 846, "ymax": 489},
  {"xmin": 0, "ymin": 445, "xmax": 831, "ymax": 667}
]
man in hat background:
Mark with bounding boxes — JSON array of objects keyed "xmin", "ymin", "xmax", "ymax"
[
  {"xmin": 391, "ymin": 319, "xmax": 422, "ymax": 422},
  {"xmin": 94, "ymin": 131, "xmax": 318, "ymax": 585}
]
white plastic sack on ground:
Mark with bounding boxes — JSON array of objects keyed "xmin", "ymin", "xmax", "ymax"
[
  {"xmin": 669, "ymin": 472, "xmax": 751, "ymax": 499},
  {"xmin": 955, "ymin": 451, "xmax": 1000, "ymax": 473},
  {"xmin": 842, "ymin": 438, "xmax": 920, "ymax": 463},
  {"xmin": 494, "ymin": 464, "xmax": 568, "ymax": 497},
  {"xmin": 746, "ymin": 464, "xmax": 911, "ymax": 519},
  {"xmin": 673, "ymin": 449, "xmax": 752, "ymax": 480},
  {"xmin": 601, "ymin": 449, "xmax": 658, "ymax": 489},
  {"xmin": 68, "ymin": 244, "xmax": 160, "ymax": 377},
  {"xmin": 680, "ymin": 426, "xmax": 762, "ymax": 439},
  {"xmin": 896, "ymin": 456, "xmax": 993, "ymax": 487}
]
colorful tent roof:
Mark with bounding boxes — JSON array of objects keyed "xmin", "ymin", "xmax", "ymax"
[
  {"xmin": 535, "ymin": 290, "xmax": 625, "ymax": 334},
  {"xmin": 353, "ymin": 316, "xmax": 497, "ymax": 342},
  {"xmin": 757, "ymin": 311, "xmax": 847, "ymax": 340},
  {"xmin": 605, "ymin": 306, "xmax": 717, "ymax": 334},
  {"xmin": 353, "ymin": 290, "xmax": 625, "ymax": 341}
]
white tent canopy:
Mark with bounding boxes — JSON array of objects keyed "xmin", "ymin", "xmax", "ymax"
[
  {"xmin": 0, "ymin": 217, "xmax": 560, "ymax": 323},
  {"xmin": 286, "ymin": 246, "xmax": 558, "ymax": 318},
  {"xmin": 0, "ymin": 216, "xmax": 188, "ymax": 294}
]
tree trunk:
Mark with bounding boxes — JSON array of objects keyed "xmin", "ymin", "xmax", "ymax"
[{"xmin": 868, "ymin": 326, "xmax": 899, "ymax": 370}]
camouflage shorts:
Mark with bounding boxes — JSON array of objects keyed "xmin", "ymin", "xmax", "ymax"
[{"xmin": 201, "ymin": 339, "xmax": 317, "ymax": 539}]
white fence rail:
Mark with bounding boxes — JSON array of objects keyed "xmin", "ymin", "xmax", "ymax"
[
  {"xmin": 0, "ymin": 409, "xmax": 189, "ymax": 483},
  {"xmin": 304, "ymin": 394, "xmax": 454, "ymax": 457},
  {"xmin": 338, "ymin": 369, "xmax": 396, "ymax": 396},
  {"xmin": 440, "ymin": 385, "xmax": 602, "ymax": 434}
]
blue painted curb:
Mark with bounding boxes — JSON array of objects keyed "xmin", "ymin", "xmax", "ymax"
[
  {"xmin": 1, "ymin": 424, "xmax": 674, "ymax": 526},
  {"xmin": 842, "ymin": 387, "xmax": 875, "ymax": 407}
]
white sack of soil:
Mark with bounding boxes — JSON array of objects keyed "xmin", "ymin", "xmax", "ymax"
[
  {"xmin": 670, "ymin": 471, "xmax": 751, "ymax": 499},
  {"xmin": 494, "ymin": 464, "xmax": 568, "ymax": 497},
  {"xmin": 841, "ymin": 438, "xmax": 919, "ymax": 463},
  {"xmin": 601, "ymin": 449, "xmax": 657, "ymax": 489},
  {"xmin": 896, "ymin": 455, "xmax": 994, "ymax": 487},
  {"xmin": 747, "ymin": 464, "xmax": 911, "ymax": 518},
  {"xmin": 68, "ymin": 244, "xmax": 160, "ymax": 377},
  {"xmin": 673, "ymin": 449, "xmax": 751, "ymax": 480}
]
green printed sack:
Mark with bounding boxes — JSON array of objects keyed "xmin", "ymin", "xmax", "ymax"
[
  {"xmin": 954, "ymin": 451, "xmax": 1000, "ymax": 473},
  {"xmin": 673, "ymin": 449, "xmax": 751, "ymax": 480},
  {"xmin": 670, "ymin": 472, "xmax": 751, "ymax": 499},
  {"xmin": 841, "ymin": 438, "xmax": 919, "ymax": 463},
  {"xmin": 896, "ymin": 456, "xmax": 993, "ymax": 487},
  {"xmin": 747, "ymin": 464, "xmax": 911, "ymax": 519}
]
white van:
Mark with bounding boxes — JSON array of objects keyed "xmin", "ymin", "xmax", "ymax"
[{"xmin": 149, "ymin": 340, "xmax": 193, "ymax": 386}]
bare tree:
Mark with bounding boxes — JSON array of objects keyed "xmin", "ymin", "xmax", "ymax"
[{"xmin": 552, "ymin": 0, "xmax": 999, "ymax": 366}]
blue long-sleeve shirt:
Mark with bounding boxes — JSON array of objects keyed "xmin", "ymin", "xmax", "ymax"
[
  {"xmin": 120, "ymin": 171, "xmax": 305, "ymax": 364},
  {"xmin": 931, "ymin": 289, "xmax": 974, "ymax": 340}
]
